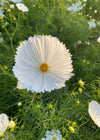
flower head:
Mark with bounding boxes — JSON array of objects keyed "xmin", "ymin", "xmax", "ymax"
[
  {"xmin": 0, "ymin": 37, "xmax": 3, "ymax": 43},
  {"xmin": 18, "ymin": 102, "xmax": 22, "ymax": 106},
  {"xmin": 78, "ymin": 87, "xmax": 83, "ymax": 93},
  {"xmin": 9, "ymin": 0, "xmax": 22, "ymax": 3},
  {"xmin": 13, "ymin": 35, "xmax": 74, "ymax": 93},
  {"xmin": 36, "ymin": 104, "xmax": 40, "ymax": 108},
  {"xmin": 67, "ymin": 1, "xmax": 86, "ymax": 13},
  {"xmin": 78, "ymin": 79, "xmax": 84, "ymax": 87},
  {"xmin": 41, "ymin": 130, "xmax": 62, "ymax": 140},
  {"xmin": 0, "ymin": 0, "xmax": 5, "ymax": 6},
  {"xmin": 94, "ymin": 10, "xmax": 97, "ymax": 13},
  {"xmin": 16, "ymin": 3, "xmax": 29, "ymax": 12},
  {"xmin": 0, "ymin": 114, "xmax": 9, "ymax": 137},
  {"xmin": 10, "ymin": 4, "xmax": 14, "ymax": 9},
  {"xmin": 8, "ymin": 120, "xmax": 15, "ymax": 129},
  {"xmin": 0, "ymin": 8, "xmax": 4, "ymax": 17},
  {"xmin": 97, "ymin": 37, "xmax": 100, "ymax": 43},
  {"xmin": 48, "ymin": 103, "xmax": 53, "ymax": 109},
  {"xmin": 69, "ymin": 126, "xmax": 75, "ymax": 133},
  {"xmin": 88, "ymin": 101, "xmax": 100, "ymax": 127},
  {"xmin": 76, "ymin": 40, "xmax": 81, "ymax": 45},
  {"xmin": 88, "ymin": 20, "xmax": 96, "ymax": 29},
  {"xmin": 17, "ymin": 81, "xmax": 24, "ymax": 89}
]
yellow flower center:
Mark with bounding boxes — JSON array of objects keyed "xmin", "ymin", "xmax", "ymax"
[
  {"xmin": 40, "ymin": 63, "xmax": 49, "ymax": 72},
  {"xmin": 0, "ymin": 133, "xmax": 4, "ymax": 137},
  {"xmin": 53, "ymin": 136, "xmax": 56, "ymax": 140}
]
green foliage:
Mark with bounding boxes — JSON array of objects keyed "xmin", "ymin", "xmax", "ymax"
[{"xmin": 0, "ymin": 0, "xmax": 100, "ymax": 139}]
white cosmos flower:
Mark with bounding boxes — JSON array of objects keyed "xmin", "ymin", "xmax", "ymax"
[
  {"xmin": 67, "ymin": 1, "xmax": 86, "ymax": 13},
  {"xmin": 0, "ymin": 0, "xmax": 5, "ymax": 6},
  {"xmin": 97, "ymin": 37, "xmax": 100, "ymax": 43},
  {"xmin": 0, "ymin": 114, "xmax": 9, "ymax": 136},
  {"xmin": 76, "ymin": 40, "xmax": 81, "ymax": 44},
  {"xmin": 9, "ymin": 0, "xmax": 22, "ymax": 3},
  {"xmin": 13, "ymin": 35, "xmax": 74, "ymax": 93},
  {"xmin": 88, "ymin": 20, "xmax": 96, "ymax": 29},
  {"xmin": 41, "ymin": 130, "xmax": 62, "ymax": 140},
  {"xmin": 18, "ymin": 102, "xmax": 22, "ymax": 106},
  {"xmin": 94, "ymin": 10, "xmax": 97, "ymax": 13},
  {"xmin": 16, "ymin": 3, "xmax": 29, "ymax": 12},
  {"xmin": 10, "ymin": 4, "xmax": 15, "ymax": 9},
  {"xmin": 0, "ymin": 37, "xmax": 4, "ymax": 43},
  {"xmin": 0, "ymin": 8, "xmax": 4, "ymax": 17},
  {"xmin": 88, "ymin": 101, "xmax": 100, "ymax": 127}
]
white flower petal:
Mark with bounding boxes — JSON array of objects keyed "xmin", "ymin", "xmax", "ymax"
[
  {"xmin": 88, "ymin": 21, "xmax": 96, "ymax": 29},
  {"xmin": 16, "ymin": 3, "xmax": 29, "ymax": 12},
  {"xmin": 0, "ymin": 8, "xmax": 4, "ymax": 17},
  {"xmin": 9, "ymin": 0, "xmax": 22, "ymax": 3},
  {"xmin": 17, "ymin": 81, "xmax": 24, "ymax": 89},
  {"xmin": 89, "ymin": 101, "xmax": 100, "ymax": 127},
  {"xmin": 0, "ymin": 114, "xmax": 9, "ymax": 136},
  {"xmin": 43, "ymin": 130, "xmax": 62, "ymax": 140},
  {"xmin": 10, "ymin": 4, "xmax": 15, "ymax": 9},
  {"xmin": 97, "ymin": 37, "xmax": 100, "ymax": 43},
  {"xmin": 0, "ymin": 0, "xmax": 5, "ymax": 6},
  {"xmin": 67, "ymin": 1, "xmax": 86, "ymax": 13},
  {"xmin": 13, "ymin": 35, "xmax": 74, "ymax": 93}
]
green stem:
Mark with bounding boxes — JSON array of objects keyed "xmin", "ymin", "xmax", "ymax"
[
  {"xmin": 11, "ymin": 38, "xmax": 15, "ymax": 54},
  {"xmin": 0, "ymin": 43, "xmax": 9, "ymax": 51},
  {"xmin": 4, "ymin": 27, "xmax": 11, "ymax": 40},
  {"xmin": 58, "ymin": 86, "xmax": 78, "ymax": 116},
  {"xmin": 75, "ymin": 119, "xmax": 90, "ymax": 130}
]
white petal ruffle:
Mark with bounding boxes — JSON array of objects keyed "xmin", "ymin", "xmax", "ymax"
[{"xmin": 13, "ymin": 35, "xmax": 74, "ymax": 93}]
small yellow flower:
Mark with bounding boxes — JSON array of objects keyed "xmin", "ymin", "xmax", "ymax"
[
  {"xmin": 78, "ymin": 79, "xmax": 84, "ymax": 87},
  {"xmin": 48, "ymin": 103, "xmax": 53, "ymax": 109},
  {"xmin": 36, "ymin": 104, "xmax": 40, "ymax": 108},
  {"xmin": 76, "ymin": 100, "xmax": 80, "ymax": 104},
  {"xmin": 1, "ymin": 18, "xmax": 4, "ymax": 22},
  {"xmin": 85, "ymin": 41, "xmax": 90, "ymax": 45},
  {"xmin": 82, "ymin": 59, "xmax": 86, "ymax": 63},
  {"xmin": 32, "ymin": 5, "xmax": 36, "ymax": 7},
  {"xmin": 13, "ymin": 17, "xmax": 16, "ymax": 21},
  {"xmin": 19, "ymin": 41, "xmax": 23, "ymax": 45},
  {"xmin": 4, "ymin": 66, "xmax": 8, "ymax": 69},
  {"xmin": 78, "ymin": 87, "xmax": 83, "ymax": 93},
  {"xmin": 72, "ymin": 122, "xmax": 77, "ymax": 126},
  {"xmin": 7, "ymin": 9, "xmax": 11, "ymax": 12},
  {"xmin": 8, "ymin": 120, "xmax": 15, "ymax": 129},
  {"xmin": 69, "ymin": 126, "xmax": 75, "ymax": 133},
  {"xmin": 87, "ymin": 61, "xmax": 90, "ymax": 64}
]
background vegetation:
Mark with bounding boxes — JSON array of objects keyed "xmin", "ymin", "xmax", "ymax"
[{"xmin": 0, "ymin": 0, "xmax": 100, "ymax": 139}]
